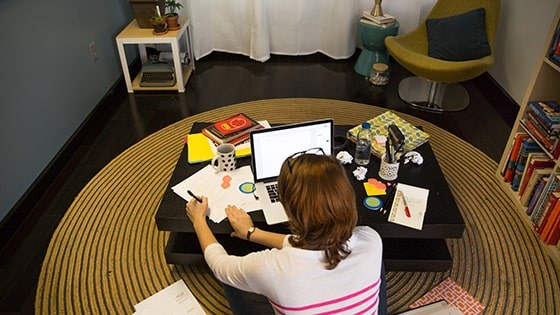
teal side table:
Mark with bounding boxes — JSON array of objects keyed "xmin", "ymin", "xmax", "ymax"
[{"xmin": 354, "ymin": 20, "xmax": 399, "ymax": 76}]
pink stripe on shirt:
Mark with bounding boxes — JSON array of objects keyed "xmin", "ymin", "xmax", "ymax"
[{"xmin": 270, "ymin": 278, "xmax": 380, "ymax": 314}]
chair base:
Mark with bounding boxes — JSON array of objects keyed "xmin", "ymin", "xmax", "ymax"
[{"xmin": 398, "ymin": 77, "xmax": 469, "ymax": 113}]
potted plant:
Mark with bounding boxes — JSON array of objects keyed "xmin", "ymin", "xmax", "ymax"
[
  {"xmin": 150, "ymin": 6, "xmax": 168, "ymax": 35},
  {"xmin": 165, "ymin": 0, "xmax": 183, "ymax": 30}
]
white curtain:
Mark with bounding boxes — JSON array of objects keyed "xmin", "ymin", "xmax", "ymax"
[{"xmin": 185, "ymin": 0, "xmax": 436, "ymax": 62}]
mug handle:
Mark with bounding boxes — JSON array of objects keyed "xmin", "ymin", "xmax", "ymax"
[{"xmin": 211, "ymin": 155, "xmax": 221, "ymax": 170}]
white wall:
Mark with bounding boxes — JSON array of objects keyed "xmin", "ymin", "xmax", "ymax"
[{"xmin": 490, "ymin": 0, "xmax": 559, "ymax": 104}]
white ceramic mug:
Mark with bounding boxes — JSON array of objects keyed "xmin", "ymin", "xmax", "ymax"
[{"xmin": 212, "ymin": 143, "xmax": 236, "ymax": 172}]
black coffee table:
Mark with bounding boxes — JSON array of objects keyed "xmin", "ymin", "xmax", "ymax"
[{"xmin": 155, "ymin": 124, "xmax": 465, "ymax": 271}]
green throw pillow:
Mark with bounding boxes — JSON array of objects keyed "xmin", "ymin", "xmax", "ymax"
[{"xmin": 426, "ymin": 8, "xmax": 491, "ymax": 61}]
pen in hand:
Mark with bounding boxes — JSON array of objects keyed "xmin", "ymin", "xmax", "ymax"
[{"xmin": 187, "ymin": 190, "xmax": 203, "ymax": 203}]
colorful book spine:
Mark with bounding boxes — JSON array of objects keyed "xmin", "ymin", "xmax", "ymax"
[
  {"xmin": 520, "ymin": 168, "xmax": 554, "ymax": 206},
  {"xmin": 535, "ymin": 192, "xmax": 560, "ymax": 233},
  {"xmin": 504, "ymin": 133, "xmax": 530, "ymax": 183},
  {"xmin": 528, "ymin": 101, "xmax": 560, "ymax": 130},
  {"xmin": 518, "ymin": 154, "xmax": 553, "ymax": 197},
  {"xmin": 531, "ymin": 174, "xmax": 560, "ymax": 222},
  {"xmin": 523, "ymin": 119, "xmax": 554, "ymax": 150},
  {"xmin": 527, "ymin": 177, "xmax": 548, "ymax": 215},
  {"xmin": 539, "ymin": 199, "xmax": 560, "ymax": 244},
  {"xmin": 511, "ymin": 139, "xmax": 543, "ymax": 191}
]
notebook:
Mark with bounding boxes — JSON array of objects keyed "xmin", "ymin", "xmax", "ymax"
[{"xmin": 250, "ymin": 119, "xmax": 334, "ymax": 224}]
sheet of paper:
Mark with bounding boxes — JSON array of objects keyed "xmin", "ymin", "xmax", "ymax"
[
  {"xmin": 172, "ymin": 165, "xmax": 261, "ymax": 222},
  {"xmin": 134, "ymin": 280, "xmax": 205, "ymax": 315},
  {"xmin": 388, "ymin": 183, "xmax": 429, "ymax": 230}
]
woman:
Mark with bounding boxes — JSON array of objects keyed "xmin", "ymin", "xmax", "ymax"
[{"xmin": 186, "ymin": 153, "xmax": 385, "ymax": 314}]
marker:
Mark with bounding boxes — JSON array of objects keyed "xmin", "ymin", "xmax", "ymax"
[
  {"xmin": 187, "ymin": 190, "xmax": 203, "ymax": 203},
  {"xmin": 401, "ymin": 192, "xmax": 411, "ymax": 217},
  {"xmin": 380, "ymin": 184, "xmax": 397, "ymax": 214}
]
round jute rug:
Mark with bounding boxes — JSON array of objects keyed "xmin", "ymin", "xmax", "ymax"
[{"xmin": 36, "ymin": 99, "xmax": 560, "ymax": 314}]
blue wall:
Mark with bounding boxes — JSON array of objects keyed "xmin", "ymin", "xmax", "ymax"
[{"xmin": 0, "ymin": 0, "xmax": 133, "ymax": 221}]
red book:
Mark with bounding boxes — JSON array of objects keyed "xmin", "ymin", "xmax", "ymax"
[
  {"xmin": 544, "ymin": 214, "xmax": 560, "ymax": 245},
  {"xmin": 504, "ymin": 133, "xmax": 530, "ymax": 183},
  {"xmin": 212, "ymin": 113, "xmax": 258, "ymax": 137},
  {"xmin": 535, "ymin": 192, "xmax": 560, "ymax": 234},
  {"xmin": 540, "ymin": 200, "xmax": 560, "ymax": 244}
]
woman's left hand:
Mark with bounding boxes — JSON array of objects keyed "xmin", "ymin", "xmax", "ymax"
[{"xmin": 225, "ymin": 205, "xmax": 254, "ymax": 239}]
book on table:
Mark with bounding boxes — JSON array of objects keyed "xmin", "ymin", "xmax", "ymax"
[
  {"xmin": 201, "ymin": 113, "xmax": 264, "ymax": 145},
  {"xmin": 346, "ymin": 111, "xmax": 430, "ymax": 158},
  {"xmin": 361, "ymin": 11, "xmax": 396, "ymax": 24},
  {"xmin": 387, "ymin": 183, "xmax": 429, "ymax": 230}
]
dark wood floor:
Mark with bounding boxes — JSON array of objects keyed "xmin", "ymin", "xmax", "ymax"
[{"xmin": 0, "ymin": 51, "xmax": 515, "ymax": 314}]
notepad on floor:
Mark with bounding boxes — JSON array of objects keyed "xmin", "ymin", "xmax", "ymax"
[
  {"xmin": 410, "ymin": 277, "xmax": 485, "ymax": 315},
  {"xmin": 388, "ymin": 183, "xmax": 429, "ymax": 230},
  {"xmin": 133, "ymin": 280, "xmax": 205, "ymax": 315}
]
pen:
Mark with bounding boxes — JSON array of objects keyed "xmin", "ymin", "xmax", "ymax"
[
  {"xmin": 381, "ymin": 185, "xmax": 397, "ymax": 214},
  {"xmin": 187, "ymin": 190, "xmax": 203, "ymax": 203},
  {"xmin": 401, "ymin": 192, "xmax": 411, "ymax": 217}
]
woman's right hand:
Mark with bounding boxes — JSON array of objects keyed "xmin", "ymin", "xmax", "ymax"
[{"xmin": 225, "ymin": 205, "xmax": 254, "ymax": 240}]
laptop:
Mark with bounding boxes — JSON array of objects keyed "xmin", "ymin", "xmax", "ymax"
[{"xmin": 250, "ymin": 119, "xmax": 334, "ymax": 224}]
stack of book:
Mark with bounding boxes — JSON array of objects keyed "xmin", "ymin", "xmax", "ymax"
[
  {"xmin": 521, "ymin": 100, "xmax": 560, "ymax": 158},
  {"xmin": 526, "ymin": 172, "xmax": 560, "ymax": 246},
  {"xmin": 201, "ymin": 113, "xmax": 264, "ymax": 146},
  {"xmin": 361, "ymin": 11, "xmax": 396, "ymax": 28}
]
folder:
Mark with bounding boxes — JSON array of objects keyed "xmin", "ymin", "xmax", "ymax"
[{"xmin": 186, "ymin": 133, "xmax": 251, "ymax": 164}]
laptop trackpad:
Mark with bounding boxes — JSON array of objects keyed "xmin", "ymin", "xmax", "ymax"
[{"xmin": 263, "ymin": 207, "xmax": 289, "ymax": 225}]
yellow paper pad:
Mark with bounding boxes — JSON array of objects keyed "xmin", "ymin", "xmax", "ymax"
[
  {"xmin": 363, "ymin": 182, "xmax": 386, "ymax": 196},
  {"xmin": 187, "ymin": 133, "xmax": 252, "ymax": 164}
]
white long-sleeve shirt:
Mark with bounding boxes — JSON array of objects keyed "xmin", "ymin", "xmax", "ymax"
[{"xmin": 204, "ymin": 226, "xmax": 383, "ymax": 314}]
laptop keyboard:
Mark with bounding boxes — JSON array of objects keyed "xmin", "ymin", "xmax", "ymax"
[{"xmin": 265, "ymin": 183, "xmax": 280, "ymax": 203}]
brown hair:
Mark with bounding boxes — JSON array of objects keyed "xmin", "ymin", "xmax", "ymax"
[{"xmin": 277, "ymin": 154, "xmax": 358, "ymax": 269}]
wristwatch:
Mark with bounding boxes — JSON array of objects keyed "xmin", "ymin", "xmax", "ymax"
[{"xmin": 246, "ymin": 226, "xmax": 256, "ymax": 241}]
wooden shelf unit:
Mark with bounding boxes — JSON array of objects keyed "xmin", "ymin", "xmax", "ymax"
[
  {"xmin": 497, "ymin": 7, "xmax": 560, "ymax": 270},
  {"xmin": 116, "ymin": 19, "xmax": 195, "ymax": 93}
]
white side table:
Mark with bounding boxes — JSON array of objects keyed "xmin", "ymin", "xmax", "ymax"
[{"xmin": 116, "ymin": 19, "xmax": 195, "ymax": 93}]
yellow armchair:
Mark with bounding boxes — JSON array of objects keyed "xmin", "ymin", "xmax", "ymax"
[{"xmin": 385, "ymin": 0, "xmax": 500, "ymax": 112}]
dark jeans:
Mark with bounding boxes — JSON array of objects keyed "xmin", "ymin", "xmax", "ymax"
[{"xmin": 222, "ymin": 264, "xmax": 388, "ymax": 315}]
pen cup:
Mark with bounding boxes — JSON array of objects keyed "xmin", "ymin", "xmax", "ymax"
[
  {"xmin": 212, "ymin": 143, "xmax": 236, "ymax": 172},
  {"xmin": 378, "ymin": 154, "xmax": 399, "ymax": 181}
]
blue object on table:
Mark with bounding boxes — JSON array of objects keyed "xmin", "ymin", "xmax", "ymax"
[{"xmin": 354, "ymin": 20, "xmax": 399, "ymax": 76}]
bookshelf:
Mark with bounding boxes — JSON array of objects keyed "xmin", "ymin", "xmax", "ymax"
[{"xmin": 497, "ymin": 6, "xmax": 560, "ymax": 270}]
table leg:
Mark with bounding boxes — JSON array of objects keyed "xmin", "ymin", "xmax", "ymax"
[{"xmin": 116, "ymin": 42, "xmax": 133, "ymax": 93}]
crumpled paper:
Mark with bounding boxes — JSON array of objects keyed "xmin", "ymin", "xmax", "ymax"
[
  {"xmin": 403, "ymin": 151, "xmax": 423, "ymax": 165},
  {"xmin": 336, "ymin": 151, "xmax": 353, "ymax": 164},
  {"xmin": 353, "ymin": 166, "xmax": 368, "ymax": 180}
]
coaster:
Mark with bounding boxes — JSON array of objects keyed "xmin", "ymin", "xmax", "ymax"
[
  {"xmin": 363, "ymin": 197, "xmax": 382, "ymax": 211},
  {"xmin": 239, "ymin": 182, "xmax": 256, "ymax": 194}
]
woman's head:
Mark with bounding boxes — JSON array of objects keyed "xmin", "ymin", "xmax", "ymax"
[{"xmin": 277, "ymin": 153, "xmax": 358, "ymax": 269}]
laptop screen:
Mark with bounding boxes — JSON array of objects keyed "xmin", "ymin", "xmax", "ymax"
[{"xmin": 250, "ymin": 119, "xmax": 334, "ymax": 182}]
